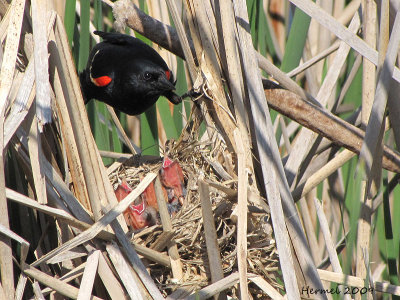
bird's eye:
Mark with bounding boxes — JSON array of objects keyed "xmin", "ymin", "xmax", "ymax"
[{"xmin": 144, "ymin": 72, "xmax": 153, "ymax": 81}]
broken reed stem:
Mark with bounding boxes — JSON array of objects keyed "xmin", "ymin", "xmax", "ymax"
[
  {"xmin": 234, "ymin": 0, "xmax": 320, "ymax": 295},
  {"xmin": 317, "ymin": 269, "xmax": 400, "ymax": 296},
  {"xmin": 234, "ymin": 129, "xmax": 249, "ymax": 299},
  {"xmin": 77, "ymin": 250, "xmax": 100, "ymax": 300},
  {"xmin": 106, "ymin": 242, "xmax": 147, "ymax": 299},
  {"xmin": 7, "ymin": 182, "xmax": 169, "ymax": 269},
  {"xmin": 292, "ymin": 149, "xmax": 356, "ymax": 201},
  {"xmin": 164, "ymin": 0, "xmax": 197, "ymax": 78},
  {"xmin": 286, "ymin": 41, "xmax": 340, "ymax": 77},
  {"xmin": 53, "ymin": 15, "xmax": 103, "ymax": 221},
  {"xmin": 249, "ymin": 276, "xmax": 284, "ymax": 299},
  {"xmin": 186, "ymin": 272, "xmax": 241, "ymax": 300},
  {"xmin": 355, "ymin": 1, "xmax": 377, "ymax": 294},
  {"xmin": 108, "ymin": 220, "xmax": 164, "ymax": 300},
  {"xmin": 51, "ymin": 54, "xmax": 91, "ymax": 210},
  {"xmin": 106, "ymin": 105, "xmax": 137, "ymax": 155},
  {"xmin": 154, "ymin": 176, "xmax": 183, "ymax": 280},
  {"xmin": 110, "ymin": 0, "xmax": 400, "ymax": 172},
  {"xmin": 27, "ymin": 115, "xmax": 48, "ymax": 205},
  {"xmin": 199, "ymin": 180, "xmax": 225, "ymax": 295},
  {"xmin": 22, "ymin": 264, "xmax": 101, "ymax": 300},
  {"xmin": 0, "ymin": 0, "xmax": 27, "ymax": 296},
  {"xmin": 31, "ymin": 172, "xmax": 157, "ymax": 267},
  {"xmin": 263, "ymin": 80, "xmax": 400, "ymax": 173},
  {"xmin": 313, "ymin": 198, "xmax": 351, "ymax": 300},
  {"xmin": 54, "ymin": 15, "xmax": 128, "ymax": 232}
]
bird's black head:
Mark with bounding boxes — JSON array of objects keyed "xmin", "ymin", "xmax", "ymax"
[
  {"xmin": 132, "ymin": 59, "xmax": 176, "ymax": 98},
  {"xmin": 107, "ymin": 59, "xmax": 181, "ymax": 114},
  {"xmin": 79, "ymin": 31, "xmax": 182, "ymax": 115}
]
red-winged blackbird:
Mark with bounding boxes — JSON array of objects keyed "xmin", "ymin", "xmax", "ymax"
[{"xmin": 80, "ymin": 31, "xmax": 181, "ymax": 115}]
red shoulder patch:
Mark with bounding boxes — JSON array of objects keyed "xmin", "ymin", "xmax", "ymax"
[
  {"xmin": 165, "ymin": 70, "xmax": 171, "ymax": 81},
  {"xmin": 92, "ymin": 75, "xmax": 112, "ymax": 87}
]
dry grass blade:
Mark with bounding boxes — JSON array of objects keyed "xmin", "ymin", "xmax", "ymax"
[
  {"xmin": 263, "ymin": 81, "xmax": 400, "ymax": 173},
  {"xmin": 185, "ymin": 0, "xmax": 238, "ymax": 152},
  {"xmin": 77, "ymin": 250, "xmax": 100, "ymax": 300},
  {"xmin": 53, "ymin": 14, "xmax": 104, "ymax": 220},
  {"xmin": 106, "ymin": 105, "xmax": 137, "ymax": 155},
  {"xmin": 154, "ymin": 177, "xmax": 183, "ymax": 280},
  {"xmin": 186, "ymin": 272, "xmax": 242, "ymax": 300},
  {"xmin": 318, "ymin": 269, "xmax": 400, "ymax": 296},
  {"xmin": 317, "ymin": 12, "xmax": 360, "ymax": 106},
  {"xmin": 54, "ymin": 14, "xmax": 126, "ymax": 224},
  {"xmin": 51, "ymin": 52, "xmax": 91, "ymax": 210},
  {"xmin": 32, "ymin": 280, "xmax": 45, "ymax": 299},
  {"xmin": 133, "ymin": 243, "xmax": 171, "ymax": 267},
  {"xmin": 0, "ymin": 224, "xmax": 29, "ymax": 266},
  {"xmin": 235, "ymin": 0, "xmax": 322, "ymax": 296},
  {"xmin": 286, "ymin": 41, "xmax": 340, "ymax": 77},
  {"xmin": 234, "ymin": 129, "xmax": 249, "ymax": 299},
  {"xmin": 31, "ymin": 0, "xmax": 51, "ymax": 124},
  {"xmin": 39, "ymin": 263, "xmax": 85, "ymax": 294},
  {"xmin": 356, "ymin": 0, "xmax": 378, "ymax": 292},
  {"xmin": 4, "ymin": 0, "xmax": 399, "ymax": 297},
  {"xmin": 22, "ymin": 264, "xmax": 102, "ymax": 300},
  {"xmin": 257, "ymin": 52, "xmax": 316, "ymax": 104},
  {"xmin": 5, "ymin": 188, "xmax": 99, "ymax": 235},
  {"xmin": 284, "ymin": 11, "xmax": 360, "ymax": 187},
  {"xmin": 15, "ymin": 275, "xmax": 28, "ymax": 300},
  {"xmin": 218, "ymin": 0, "xmax": 247, "ymax": 132},
  {"xmin": 108, "ymin": 220, "xmax": 165, "ymax": 300},
  {"xmin": 249, "ymin": 275, "xmax": 284, "ymax": 299},
  {"xmin": 0, "ymin": 0, "xmax": 25, "ymax": 114},
  {"xmin": 297, "ymin": 196, "xmax": 321, "ymax": 263},
  {"xmin": 0, "ymin": 0, "xmax": 26, "ymax": 297},
  {"xmin": 359, "ymin": 11, "xmax": 400, "ymax": 175},
  {"xmin": 165, "ymin": 0, "xmax": 197, "ymax": 78},
  {"xmin": 4, "ymin": 10, "xmax": 56, "ymax": 148},
  {"xmin": 199, "ymin": 180, "xmax": 225, "ymax": 293},
  {"xmin": 236, "ymin": 8, "xmax": 299, "ymax": 300},
  {"xmin": 31, "ymin": 172, "xmax": 156, "ymax": 267},
  {"xmin": 47, "ymin": 248, "xmax": 87, "ymax": 265},
  {"xmin": 13, "ymin": 126, "xmax": 94, "ymax": 223},
  {"xmin": 337, "ymin": 0, "xmax": 361, "ymax": 25},
  {"xmin": 292, "ymin": 149, "xmax": 356, "ymax": 201},
  {"xmin": 313, "ymin": 198, "xmax": 350, "ymax": 299},
  {"xmin": 106, "ymin": 242, "xmax": 145, "ymax": 299},
  {"xmin": 289, "ymin": 0, "xmax": 400, "ymax": 82},
  {"xmin": 0, "ymin": 3, "xmax": 11, "ymax": 39},
  {"xmin": 217, "ymin": 0, "xmax": 256, "ymax": 197},
  {"xmin": 97, "ymin": 253, "xmax": 127, "ymax": 299},
  {"xmin": 28, "ymin": 115, "xmax": 48, "ymax": 204}
]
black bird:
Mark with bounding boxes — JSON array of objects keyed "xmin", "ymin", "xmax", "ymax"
[{"xmin": 80, "ymin": 31, "xmax": 181, "ymax": 115}]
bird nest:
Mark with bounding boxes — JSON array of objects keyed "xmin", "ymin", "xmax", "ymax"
[{"xmin": 108, "ymin": 139, "xmax": 282, "ymax": 298}]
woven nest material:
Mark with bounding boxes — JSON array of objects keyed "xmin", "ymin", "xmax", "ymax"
[{"xmin": 109, "ymin": 139, "xmax": 282, "ymax": 298}]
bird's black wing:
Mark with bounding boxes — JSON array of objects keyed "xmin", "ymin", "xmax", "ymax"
[
  {"xmin": 93, "ymin": 31, "xmax": 170, "ymax": 72},
  {"xmin": 94, "ymin": 31, "xmax": 146, "ymax": 47}
]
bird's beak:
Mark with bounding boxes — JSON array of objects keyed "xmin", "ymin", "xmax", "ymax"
[
  {"xmin": 158, "ymin": 74, "xmax": 182, "ymax": 104},
  {"xmin": 158, "ymin": 75, "xmax": 176, "ymax": 92},
  {"xmin": 163, "ymin": 90, "xmax": 182, "ymax": 104}
]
